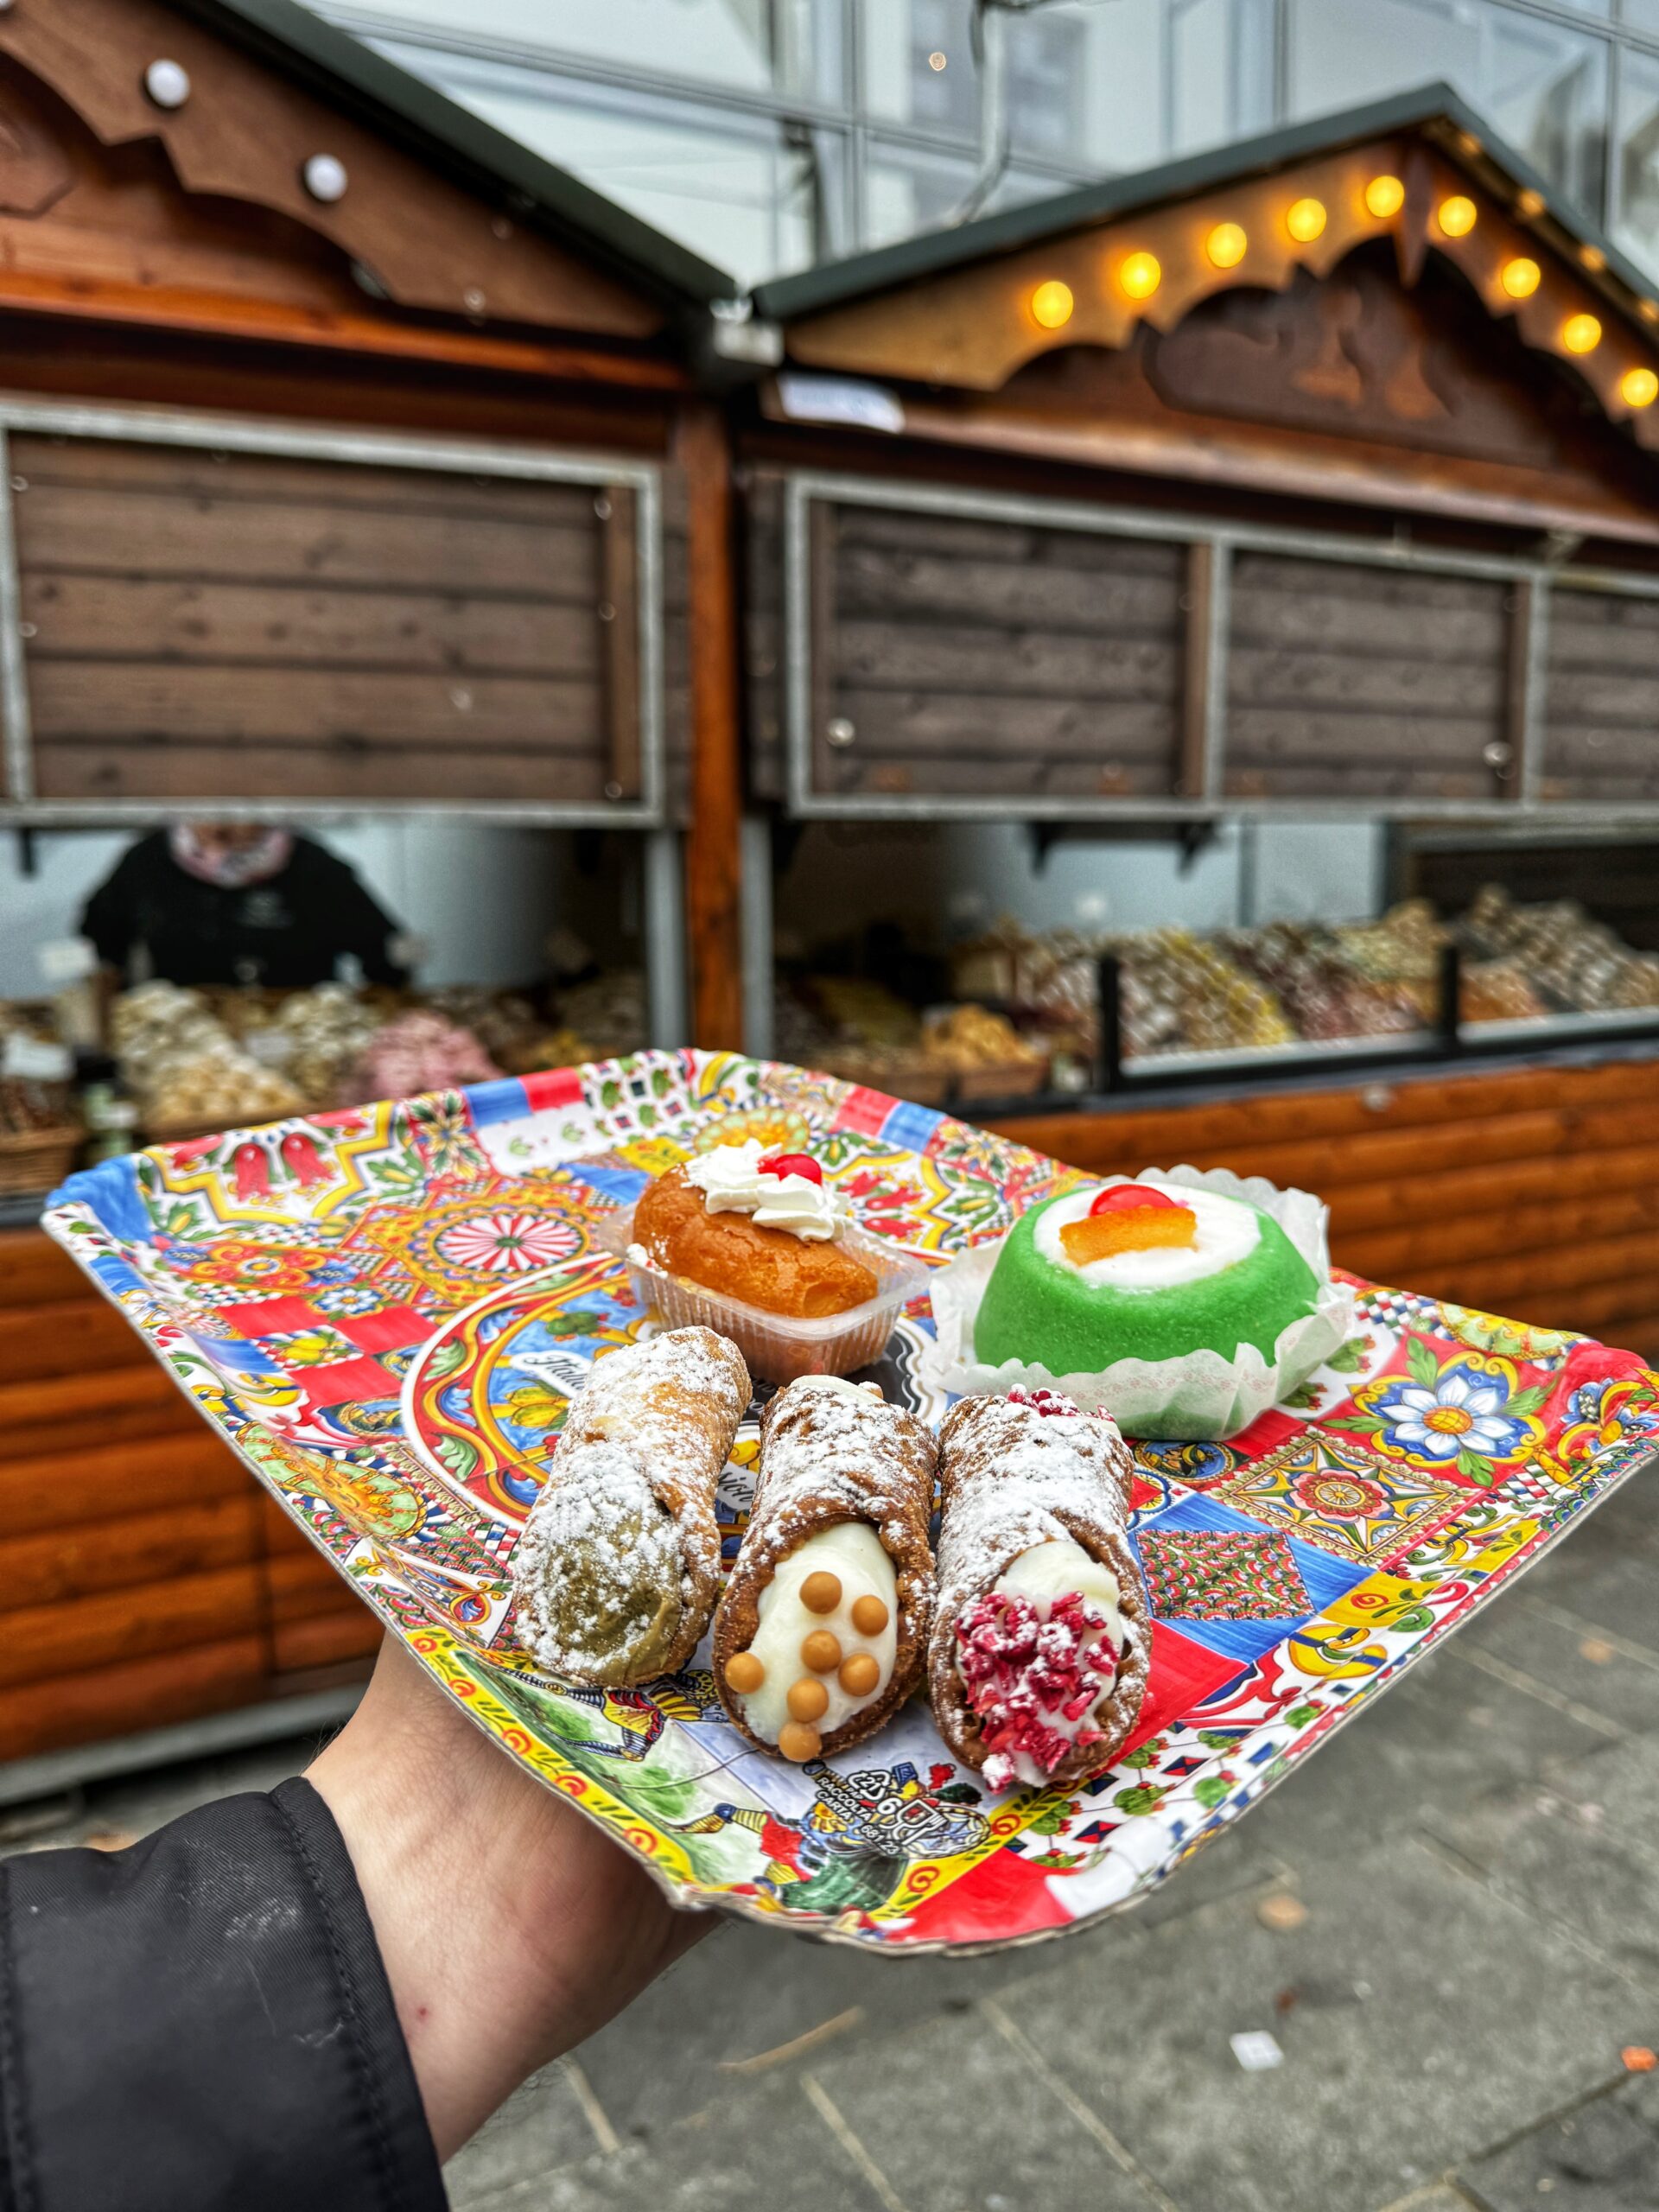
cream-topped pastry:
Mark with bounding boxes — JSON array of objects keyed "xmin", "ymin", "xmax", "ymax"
[
  {"xmin": 684, "ymin": 1141, "xmax": 848, "ymax": 1243},
  {"xmin": 632, "ymin": 1147, "xmax": 877, "ymax": 1329}
]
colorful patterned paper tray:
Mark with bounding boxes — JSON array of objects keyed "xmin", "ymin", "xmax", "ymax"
[{"xmin": 44, "ymin": 1051, "xmax": 1659, "ymax": 1955}]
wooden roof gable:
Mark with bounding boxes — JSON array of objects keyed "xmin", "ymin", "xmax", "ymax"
[
  {"xmin": 0, "ymin": 0, "xmax": 731, "ymax": 356},
  {"xmin": 760, "ymin": 86, "xmax": 1659, "ymax": 461}
]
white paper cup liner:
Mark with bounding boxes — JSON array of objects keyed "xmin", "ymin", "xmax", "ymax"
[{"xmin": 921, "ymin": 1164, "xmax": 1357, "ymax": 1440}]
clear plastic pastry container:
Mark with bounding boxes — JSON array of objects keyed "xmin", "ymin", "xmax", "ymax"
[{"xmin": 594, "ymin": 1203, "xmax": 931, "ymax": 1383}]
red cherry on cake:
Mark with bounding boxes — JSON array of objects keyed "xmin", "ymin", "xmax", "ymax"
[
  {"xmin": 1089, "ymin": 1182, "xmax": 1179, "ymax": 1216},
  {"xmin": 758, "ymin": 1151, "xmax": 823, "ymax": 1185}
]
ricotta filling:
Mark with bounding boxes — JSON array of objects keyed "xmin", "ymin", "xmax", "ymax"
[
  {"xmin": 738, "ymin": 1519, "xmax": 898, "ymax": 1745},
  {"xmin": 957, "ymin": 1538, "xmax": 1127, "ymax": 1792}
]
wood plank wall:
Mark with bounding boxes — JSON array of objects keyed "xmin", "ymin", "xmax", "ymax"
[
  {"xmin": 1224, "ymin": 554, "xmax": 1510, "ymax": 802},
  {"xmin": 1541, "ymin": 588, "xmax": 1659, "ymax": 804},
  {"xmin": 746, "ymin": 477, "xmax": 1186, "ymax": 802},
  {"xmin": 0, "ymin": 1227, "xmax": 378, "ymax": 1763},
  {"xmin": 989, "ymin": 1057, "xmax": 1659, "ymax": 1362},
  {"xmin": 747, "ymin": 485, "xmax": 1593, "ymax": 810},
  {"xmin": 10, "ymin": 435, "xmax": 643, "ymax": 809}
]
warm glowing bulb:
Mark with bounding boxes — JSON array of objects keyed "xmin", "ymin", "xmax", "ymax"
[
  {"xmin": 1562, "ymin": 312, "xmax": 1602, "ymax": 354},
  {"xmin": 1118, "ymin": 250, "xmax": 1161, "ymax": 300},
  {"xmin": 928, "ymin": 49, "xmax": 947, "ymax": 70},
  {"xmin": 1286, "ymin": 197, "xmax": 1326, "ymax": 243},
  {"xmin": 1437, "ymin": 194, "xmax": 1477, "ymax": 238},
  {"xmin": 1364, "ymin": 174, "xmax": 1405, "ymax": 219},
  {"xmin": 1581, "ymin": 245, "xmax": 1605, "ymax": 272},
  {"xmin": 1206, "ymin": 221, "xmax": 1247, "ymax": 270},
  {"xmin": 1029, "ymin": 278, "xmax": 1074, "ymax": 329},
  {"xmin": 1501, "ymin": 257, "xmax": 1541, "ymax": 300},
  {"xmin": 1621, "ymin": 365, "xmax": 1659, "ymax": 408},
  {"xmin": 1516, "ymin": 188, "xmax": 1544, "ymax": 218}
]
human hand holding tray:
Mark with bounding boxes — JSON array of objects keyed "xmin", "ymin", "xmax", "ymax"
[{"xmin": 44, "ymin": 1050, "xmax": 1659, "ymax": 1955}]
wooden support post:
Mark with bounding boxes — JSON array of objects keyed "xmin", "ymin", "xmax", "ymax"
[
  {"xmin": 677, "ymin": 401, "xmax": 745, "ymax": 1051},
  {"xmin": 1179, "ymin": 540, "xmax": 1216, "ymax": 800},
  {"xmin": 807, "ymin": 497, "xmax": 839, "ymax": 794},
  {"xmin": 599, "ymin": 484, "xmax": 641, "ymax": 799},
  {"xmin": 1506, "ymin": 573, "xmax": 1546, "ymax": 804}
]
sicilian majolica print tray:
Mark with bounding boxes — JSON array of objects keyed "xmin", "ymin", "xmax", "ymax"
[{"xmin": 45, "ymin": 1051, "xmax": 1659, "ymax": 1955}]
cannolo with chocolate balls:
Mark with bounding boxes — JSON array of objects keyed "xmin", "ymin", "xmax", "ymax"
[
  {"xmin": 512, "ymin": 1326, "xmax": 750, "ymax": 1687},
  {"xmin": 928, "ymin": 1387, "xmax": 1150, "ymax": 1795},
  {"xmin": 713, "ymin": 1376, "xmax": 937, "ymax": 1763}
]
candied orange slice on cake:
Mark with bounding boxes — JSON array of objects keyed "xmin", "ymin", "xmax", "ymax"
[{"xmin": 1059, "ymin": 1184, "xmax": 1198, "ymax": 1264}]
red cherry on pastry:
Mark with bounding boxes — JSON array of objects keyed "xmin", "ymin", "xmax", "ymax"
[
  {"xmin": 759, "ymin": 1152, "xmax": 823, "ymax": 1185},
  {"xmin": 1090, "ymin": 1182, "xmax": 1179, "ymax": 1216}
]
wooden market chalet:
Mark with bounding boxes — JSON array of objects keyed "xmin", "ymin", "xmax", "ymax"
[
  {"xmin": 2, "ymin": 2, "xmax": 1657, "ymax": 1763},
  {"xmin": 0, "ymin": 0, "xmax": 757, "ymax": 1758}
]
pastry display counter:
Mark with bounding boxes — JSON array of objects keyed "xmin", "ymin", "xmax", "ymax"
[{"xmin": 766, "ymin": 886, "xmax": 1659, "ymax": 1107}]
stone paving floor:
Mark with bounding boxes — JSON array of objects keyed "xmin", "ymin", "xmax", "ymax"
[{"xmin": 6, "ymin": 1463, "xmax": 1656, "ymax": 2212}]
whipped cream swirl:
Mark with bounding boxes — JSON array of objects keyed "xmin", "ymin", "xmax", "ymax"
[{"xmin": 684, "ymin": 1140, "xmax": 848, "ymax": 1243}]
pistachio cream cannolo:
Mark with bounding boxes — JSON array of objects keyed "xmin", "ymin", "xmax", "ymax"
[
  {"xmin": 928, "ymin": 1386, "xmax": 1150, "ymax": 1793},
  {"xmin": 713, "ymin": 1376, "xmax": 937, "ymax": 1763},
  {"xmin": 512, "ymin": 1326, "xmax": 750, "ymax": 1687}
]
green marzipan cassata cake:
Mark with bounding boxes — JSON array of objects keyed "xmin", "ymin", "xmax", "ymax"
[{"xmin": 974, "ymin": 1181, "xmax": 1323, "ymax": 1374}]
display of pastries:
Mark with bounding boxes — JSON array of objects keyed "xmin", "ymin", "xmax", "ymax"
[
  {"xmin": 772, "ymin": 978, "xmax": 1052, "ymax": 1103},
  {"xmin": 935, "ymin": 888, "xmax": 1659, "ymax": 1077},
  {"xmin": 1461, "ymin": 884, "xmax": 1659, "ymax": 1013},
  {"xmin": 141, "ymin": 1045, "xmax": 307, "ymax": 1132},
  {"xmin": 631, "ymin": 1141, "xmax": 877, "ymax": 1319}
]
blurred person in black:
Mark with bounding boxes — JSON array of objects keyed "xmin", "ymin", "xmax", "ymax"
[
  {"xmin": 0, "ymin": 1633, "xmax": 702, "ymax": 2210},
  {"xmin": 80, "ymin": 821, "xmax": 408, "ymax": 988}
]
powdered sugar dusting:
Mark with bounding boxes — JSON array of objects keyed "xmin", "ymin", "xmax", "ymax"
[
  {"xmin": 512, "ymin": 1325, "xmax": 748, "ymax": 1680},
  {"xmin": 936, "ymin": 1395, "xmax": 1135, "ymax": 1616},
  {"xmin": 512, "ymin": 1441, "xmax": 681, "ymax": 1672},
  {"xmin": 754, "ymin": 1380, "xmax": 935, "ymax": 1573}
]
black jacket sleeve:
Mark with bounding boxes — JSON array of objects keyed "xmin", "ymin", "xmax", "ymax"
[
  {"xmin": 0, "ymin": 1777, "xmax": 445, "ymax": 2212},
  {"xmin": 298, "ymin": 843, "xmax": 408, "ymax": 988},
  {"xmin": 79, "ymin": 836, "xmax": 157, "ymax": 971}
]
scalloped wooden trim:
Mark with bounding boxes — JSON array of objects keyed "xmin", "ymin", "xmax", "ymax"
[{"xmin": 784, "ymin": 134, "xmax": 1659, "ymax": 459}]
